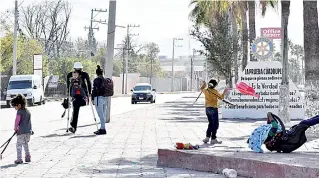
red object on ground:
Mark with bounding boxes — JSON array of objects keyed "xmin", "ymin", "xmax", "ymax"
[
  {"xmin": 176, "ymin": 143, "xmax": 184, "ymax": 149},
  {"xmin": 235, "ymin": 82, "xmax": 260, "ymax": 98}
]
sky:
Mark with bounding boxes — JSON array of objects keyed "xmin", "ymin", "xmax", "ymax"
[{"xmin": 1, "ymin": 0, "xmax": 318, "ymax": 57}]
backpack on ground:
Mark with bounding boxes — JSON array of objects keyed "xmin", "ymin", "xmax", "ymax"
[{"xmin": 96, "ymin": 77, "xmax": 114, "ymax": 97}]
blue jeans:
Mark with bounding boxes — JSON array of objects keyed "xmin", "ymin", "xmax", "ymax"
[
  {"xmin": 94, "ymin": 96, "xmax": 107, "ymax": 130},
  {"xmin": 300, "ymin": 115, "xmax": 319, "ymax": 127},
  {"xmin": 206, "ymin": 107, "xmax": 219, "ymax": 139}
]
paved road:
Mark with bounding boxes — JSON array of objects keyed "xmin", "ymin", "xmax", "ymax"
[{"xmin": 0, "ymin": 93, "xmax": 223, "ymax": 178}]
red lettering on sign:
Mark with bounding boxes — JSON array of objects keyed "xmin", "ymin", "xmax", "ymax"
[{"xmin": 261, "ymin": 28, "xmax": 281, "ymax": 39}]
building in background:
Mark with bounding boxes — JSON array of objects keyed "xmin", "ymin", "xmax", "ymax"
[{"xmin": 159, "ymin": 54, "xmax": 207, "ymax": 81}]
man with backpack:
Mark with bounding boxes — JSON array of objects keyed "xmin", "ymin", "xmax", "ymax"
[
  {"xmin": 66, "ymin": 62, "xmax": 92, "ymax": 133},
  {"xmin": 91, "ymin": 65, "xmax": 114, "ymax": 135}
]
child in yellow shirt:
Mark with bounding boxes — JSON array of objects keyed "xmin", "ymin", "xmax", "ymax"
[{"xmin": 201, "ymin": 79, "xmax": 228, "ymax": 144}]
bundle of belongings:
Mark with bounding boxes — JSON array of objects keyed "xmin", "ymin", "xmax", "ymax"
[
  {"xmin": 175, "ymin": 142, "xmax": 200, "ymax": 150},
  {"xmin": 264, "ymin": 114, "xmax": 309, "ymax": 153},
  {"xmin": 248, "ymin": 113, "xmax": 311, "ymax": 153}
]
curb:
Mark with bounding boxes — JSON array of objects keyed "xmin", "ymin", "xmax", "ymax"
[{"xmin": 157, "ymin": 149, "xmax": 319, "ymax": 178}]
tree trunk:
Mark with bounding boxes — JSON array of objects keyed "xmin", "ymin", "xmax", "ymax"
[
  {"xmin": 242, "ymin": 6, "xmax": 248, "ymax": 70},
  {"xmin": 304, "ymin": 0, "xmax": 319, "ymax": 117},
  {"xmin": 248, "ymin": 1, "xmax": 256, "ymax": 61},
  {"xmin": 279, "ymin": 0, "xmax": 290, "ymax": 124},
  {"xmin": 304, "ymin": 0, "xmax": 319, "ymax": 81},
  {"xmin": 231, "ymin": 7, "xmax": 239, "ymax": 83}
]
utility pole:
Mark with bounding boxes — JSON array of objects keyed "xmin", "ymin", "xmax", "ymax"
[
  {"xmin": 104, "ymin": 0, "xmax": 116, "ymax": 123},
  {"xmin": 150, "ymin": 58, "xmax": 153, "ymax": 84},
  {"xmin": 115, "ymin": 44, "xmax": 127, "ymax": 94},
  {"xmin": 171, "ymin": 37, "xmax": 183, "ymax": 92},
  {"xmin": 190, "ymin": 49, "xmax": 195, "ymax": 91},
  {"xmin": 205, "ymin": 58, "xmax": 208, "ymax": 82},
  {"xmin": 125, "ymin": 24, "xmax": 140, "ymax": 94},
  {"xmin": 12, "ymin": 0, "xmax": 18, "ymax": 75},
  {"xmin": 121, "ymin": 46, "xmax": 125, "ymax": 94},
  {"xmin": 84, "ymin": 8, "xmax": 107, "ymax": 57}
]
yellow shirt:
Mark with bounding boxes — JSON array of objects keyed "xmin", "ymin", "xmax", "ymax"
[{"xmin": 201, "ymin": 83, "xmax": 226, "ymax": 108}]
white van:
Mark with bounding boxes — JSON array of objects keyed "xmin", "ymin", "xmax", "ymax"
[{"xmin": 6, "ymin": 75, "xmax": 45, "ymax": 107}]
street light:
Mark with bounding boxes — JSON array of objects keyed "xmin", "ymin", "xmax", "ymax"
[{"xmin": 171, "ymin": 37, "xmax": 183, "ymax": 92}]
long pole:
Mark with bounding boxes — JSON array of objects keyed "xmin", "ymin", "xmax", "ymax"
[
  {"xmin": 190, "ymin": 49, "xmax": 194, "ymax": 91},
  {"xmin": 125, "ymin": 25, "xmax": 129, "ymax": 94},
  {"xmin": 171, "ymin": 39, "xmax": 175, "ymax": 92},
  {"xmin": 13, "ymin": 0, "xmax": 18, "ymax": 75},
  {"xmin": 89, "ymin": 9, "xmax": 94, "ymax": 57},
  {"xmin": 121, "ymin": 46, "xmax": 125, "ymax": 94},
  {"xmin": 104, "ymin": 0, "xmax": 116, "ymax": 123},
  {"xmin": 150, "ymin": 58, "xmax": 153, "ymax": 84},
  {"xmin": 205, "ymin": 58, "xmax": 208, "ymax": 82}
]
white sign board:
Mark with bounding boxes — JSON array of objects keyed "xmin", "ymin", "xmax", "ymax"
[
  {"xmin": 48, "ymin": 76, "xmax": 59, "ymax": 88},
  {"xmin": 223, "ymin": 61, "xmax": 304, "ymax": 119},
  {"xmin": 33, "ymin": 55, "xmax": 43, "ymax": 70},
  {"xmin": 33, "ymin": 70, "xmax": 42, "ymax": 85}
]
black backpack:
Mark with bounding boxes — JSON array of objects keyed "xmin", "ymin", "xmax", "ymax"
[
  {"xmin": 266, "ymin": 114, "xmax": 309, "ymax": 153},
  {"xmin": 70, "ymin": 77, "xmax": 86, "ymax": 98},
  {"xmin": 96, "ymin": 77, "xmax": 114, "ymax": 97}
]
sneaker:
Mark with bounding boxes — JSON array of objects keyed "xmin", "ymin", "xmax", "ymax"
[
  {"xmin": 210, "ymin": 139, "xmax": 222, "ymax": 144},
  {"xmin": 68, "ymin": 127, "xmax": 76, "ymax": 133},
  {"xmin": 25, "ymin": 155, "xmax": 31, "ymax": 163},
  {"xmin": 203, "ymin": 137, "xmax": 210, "ymax": 144},
  {"xmin": 14, "ymin": 159, "xmax": 23, "ymax": 164},
  {"xmin": 94, "ymin": 129, "xmax": 106, "ymax": 135}
]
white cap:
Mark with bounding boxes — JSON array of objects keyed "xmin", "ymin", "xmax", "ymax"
[{"xmin": 73, "ymin": 62, "xmax": 83, "ymax": 69}]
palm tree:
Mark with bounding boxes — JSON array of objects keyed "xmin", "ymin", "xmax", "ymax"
[
  {"xmin": 303, "ymin": 0, "xmax": 319, "ymax": 118},
  {"xmin": 248, "ymin": 1, "xmax": 256, "ymax": 61},
  {"xmin": 189, "ymin": 0, "xmax": 213, "ymax": 26},
  {"xmin": 190, "ymin": 0, "xmax": 245, "ymax": 83},
  {"xmin": 279, "ymin": 0, "xmax": 291, "ymax": 123},
  {"xmin": 241, "ymin": 1, "xmax": 248, "ymax": 71},
  {"xmin": 189, "ymin": 0, "xmax": 235, "ymax": 86},
  {"xmin": 304, "ymin": 0, "xmax": 319, "ymax": 82}
]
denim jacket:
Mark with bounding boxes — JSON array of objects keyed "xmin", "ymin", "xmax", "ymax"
[{"xmin": 248, "ymin": 124, "xmax": 282, "ymax": 153}]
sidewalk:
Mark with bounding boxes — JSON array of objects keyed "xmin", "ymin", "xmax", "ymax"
[
  {"xmin": 2, "ymin": 94, "xmax": 318, "ymax": 177},
  {"xmin": 0, "ymin": 93, "xmax": 222, "ymax": 178},
  {"xmin": 157, "ymin": 95, "xmax": 319, "ymax": 178}
]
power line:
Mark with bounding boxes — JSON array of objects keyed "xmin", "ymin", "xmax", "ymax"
[{"xmin": 84, "ymin": 8, "xmax": 107, "ymax": 58}]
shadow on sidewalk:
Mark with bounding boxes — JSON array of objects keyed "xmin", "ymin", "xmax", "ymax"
[
  {"xmin": 158, "ymin": 100, "xmax": 260, "ymax": 124},
  {"xmin": 0, "ymin": 163, "xmax": 18, "ymax": 169},
  {"xmin": 55, "ymin": 123, "xmax": 100, "ymax": 131},
  {"xmin": 40, "ymin": 133, "xmax": 73, "ymax": 138},
  {"xmin": 70, "ymin": 135, "xmax": 96, "ymax": 139},
  {"xmin": 225, "ymin": 135, "xmax": 250, "ymax": 141}
]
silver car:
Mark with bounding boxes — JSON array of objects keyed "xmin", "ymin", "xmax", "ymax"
[{"xmin": 131, "ymin": 83, "xmax": 156, "ymax": 104}]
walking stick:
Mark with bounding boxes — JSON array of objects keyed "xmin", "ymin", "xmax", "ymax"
[
  {"xmin": 192, "ymin": 92, "xmax": 202, "ymax": 105},
  {"xmin": 0, "ymin": 132, "xmax": 17, "ymax": 160},
  {"xmin": 66, "ymin": 79, "xmax": 72, "ymax": 132},
  {"xmin": 85, "ymin": 80, "xmax": 99, "ymax": 130}
]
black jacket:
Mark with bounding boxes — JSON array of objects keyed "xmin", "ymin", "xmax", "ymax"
[
  {"xmin": 91, "ymin": 76, "xmax": 106, "ymax": 100},
  {"xmin": 67, "ymin": 71, "xmax": 92, "ymax": 96}
]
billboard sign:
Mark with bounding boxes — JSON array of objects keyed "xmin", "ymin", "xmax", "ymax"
[{"xmin": 261, "ymin": 28, "xmax": 281, "ymax": 39}]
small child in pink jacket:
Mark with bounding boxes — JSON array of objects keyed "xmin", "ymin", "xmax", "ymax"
[{"xmin": 11, "ymin": 94, "xmax": 33, "ymax": 164}]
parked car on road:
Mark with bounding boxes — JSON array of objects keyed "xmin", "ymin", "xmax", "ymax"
[
  {"xmin": 6, "ymin": 75, "xmax": 45, "ymax": 107},
  {"xmin": 0, "ymin": 88, "xmax": 6, "ymax": 106},
  {"xmin": 131, "ymin": 83, "xmax": 156, "ymax": 104}
]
